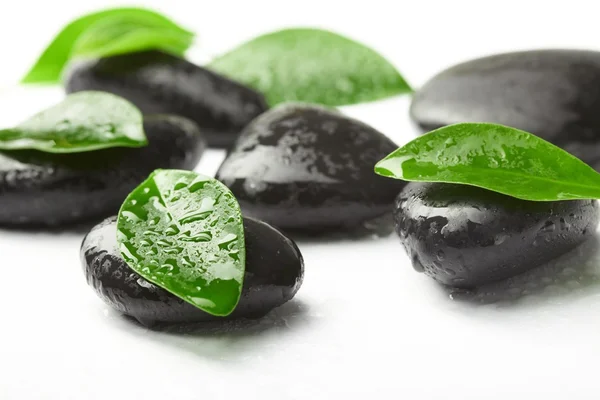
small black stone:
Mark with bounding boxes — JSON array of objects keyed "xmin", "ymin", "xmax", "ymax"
[
  {"xmin": 64, "ymin": 50, "xmax": 268, "ymax": 148},
  {"xmin": 0, "ymin": 115, "xmax": 205, "ymax": 226},
  {"xmin": 395, "ymin": 182, "xmax": 599, "ymax": 288},
  {"xmin": 215, "ymin": 103, "xmax": 405, "ymax": 234},
  {"xmin": 80, "ymin": 216, "xmax": 304, "ymax": 325},
  {"xmin": 410, "ymin": 50, "xmax": 600, "ymax": 170}
]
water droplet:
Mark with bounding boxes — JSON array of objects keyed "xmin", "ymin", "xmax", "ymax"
[
  {"xmin": 156, "ymin": 239, "xmax": 174, "ymax": 247},
  {"xmin": 559, "ymin": 217, "xmax": 571, "ymax": 231},
  {"xmin": 139, "ymin": 238, "xmax": 154, "ymax": 246},
  {"xmin": 148, "ymin": 217, "xmax": 160, "ymax": 226},
  {"xmin": 436, "ymin": 250, "xmax": 445, "ymax": 261},
  {"xmin": 165, "ymin": 225, "xmax": 180, "ymax": 236},
  {"xmin": 181, "ymin": 231, "xmax": 213, "ymax": 242},
  {"xmin": 121, "ymin": 211, "xmax": 141, "ymax": 222},
  {"xmin": 494, "ymin": 233, "xmax": 509, "ymax": 245},
  {"xmin": 179, "ymin": 211, "xmax": 212, "ymax": 224},
  {"xmin": 189, "ymin": 178, "xmax": 210, "ymax": 193},
  {"xmin": 539, "ymin": 221, "xmax": 556, "ymax": 234},
  {"xmin": 411, "ymin": 255, "xmax": 424, "ymax": 273}
]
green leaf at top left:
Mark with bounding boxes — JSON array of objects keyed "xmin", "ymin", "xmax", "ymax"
[
  {"xmin": 71, "ymin": 15, "xmax": 193, "ymax": 59},
  {"xmin": 0, "ymin": 91, "xmax": 147, "ymax": 153},
  {"xmin": 117, "ymin": 169, "xmax": 246, "ymax": 317},
  {"xmin": 21, "ymin": 7, "xmax": 194, "ymax": 84}
]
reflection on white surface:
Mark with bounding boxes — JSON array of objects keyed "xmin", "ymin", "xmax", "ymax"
[{"xmin": 450, "ymin": 234, "xmax": 600, "ymax": 307}]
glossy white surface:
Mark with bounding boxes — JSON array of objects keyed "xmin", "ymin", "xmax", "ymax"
[{"xmin": 1, "ymin": 1, "xmax": 600, "ymax": 399}]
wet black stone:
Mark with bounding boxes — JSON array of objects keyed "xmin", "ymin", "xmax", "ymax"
[
  {"xmin": 80, "ymin": 216, "xmax": 304, "ymax": 326},
  {"xmin": 64, "ymin": 50, "xmax": 268, "ymax": 148},
  {"xmin": 395, "ymin": 182, "xmax": 599, "ymax": 288},
  {"xmin": 215, "ymin": 103, "xmax": 406, "ymax": 234},
  {"xmin": 410, "ymin": 50, "xmax": 600, "ymax": 170},
  {"xmin": 0, "ymin": 115, "xmax": 205, "ymax": 226}
]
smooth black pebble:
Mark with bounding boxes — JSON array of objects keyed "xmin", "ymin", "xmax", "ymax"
[
  {"xmin": 0, "ymin": 115, "xmax": 205, "ymax": 226},
  {"xmin": 395, "ymin": 182, "xmax": 599, "ymax": 288},
  {"xmin": 81, "ymin": 216, "xmax": 304, "ymax": 326},
  {"xmin": 410, "ymin": 50, "xmax": 600, "ymax": 169},
  {"xmin": 215, "ymin": 103, "xmax": 406, "ymax": 234},
  {"xmin": 64, "ymin": 50, "xmax": 268, "ymax": 148}
]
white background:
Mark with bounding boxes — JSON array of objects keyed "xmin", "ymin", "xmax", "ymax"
[{"xmin": 1, "ymin": 1, "xmax": 600, "ymax": 399}]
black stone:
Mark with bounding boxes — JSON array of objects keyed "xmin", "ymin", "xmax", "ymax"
[
  {"xmin": 0, "ymin": 115, "xmax": 205, "ymax": 226},
  {"xmin": 215, "ymin": 103, "xmax": 406, "ymax": 234},
  {"xmin": 64, "ymin": 50, "xmax": 268, "ymax": 148},
  {"xmin": 395, "ymin": 182, "xmax": 599, "ymax": 288},
  {"xmin": 80, "ymin": 216, "xmax": 304, "ymax": 326},
  {"xmin": 410, "ymin": 50, "xmax": 600, "ymax": 170}
]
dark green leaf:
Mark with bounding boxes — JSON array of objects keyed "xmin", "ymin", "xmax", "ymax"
[
  {"xmin": 375, "ymin": 123, "xmax": 600, "ymax": 201},
  {"xmin": 21, "ymin": 7, "xmax": 193, "ymax": 84},
  {"xmin": 0, "ymin": 91, "xmax": 146, "ymax": 153},
  {"xmin": 208, "ymin": 28, "xmax": 411, "ymax": 106},
  {"xmin": 117, "ymin": 170, "xmax": 246, "ymax": 316}
]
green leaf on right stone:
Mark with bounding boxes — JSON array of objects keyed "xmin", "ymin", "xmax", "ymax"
[
  {"xmin": 117, "ymin": 170, "xmax": 246, "ymax": 317},
  {"xmin": 375, "ymin": 122, "xmax": 600, "ymax": 201},
  {"xmin": 0, "ymin": 91, "xmax": 147, "ymax": 153},
  {"xmin": 208, "ymin": 28, "xmax": 412, "ymax": 107}
]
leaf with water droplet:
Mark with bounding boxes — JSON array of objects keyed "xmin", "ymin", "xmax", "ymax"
[
  {"xmin": 208, "ymin": 28, "xmax": 411, "ymax": 106},
  {"xmin": 117, "ymin": 169, "xmax": 245, "ymax": 316},
  {"xmin": 0, "ymin": 91, "xmax": 147, "ymax": 153},
  {"xmin": 375, "ymin": 123, "xmax": 600, "ymax": 201}
]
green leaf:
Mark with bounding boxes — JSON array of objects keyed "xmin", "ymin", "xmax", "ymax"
[
  {"xmin": 21, "ymin": 7, "xmax": 193, "ymax": 84},
  {"xmin": 208, "ymin": 28, "xmax": 411, "ymax": 106},
  {"xmin": 71, "ymin": 15, "xmax": 193, "ymax": 59},
  {"xmin": 117, "ymin": 170, "xmax": 246, "ymax": 316},
  {"xmin": 374, "ymin": 122, "xmax": 600, "ymax": 201},
  {"xmin": 0, "ymin": 91, "xmax": 146, "ymax": 153}
]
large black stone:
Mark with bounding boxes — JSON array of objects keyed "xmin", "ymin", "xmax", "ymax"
[
  {"xmin": 410, "ymin": 50, "xmax": 600, "ymax": 169},
  {"xmin": 216, "ymin": 103, "xmax": 405, "ymax": 234},
  {"xmin": 0, "ymin": 115, "xmax": 205, "ymax": 226},
  {"xmin": 64, "ymin": 50, "xmax": 268, "ymax": 148},
  {"xmin": 395, "ymin": 182, "xmax": 599, "ymax": 288},
  {"xmin": 80, "ymin": 216, "xmax": 304, "ymax": 326}
]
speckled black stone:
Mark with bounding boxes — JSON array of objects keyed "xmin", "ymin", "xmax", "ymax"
[
  {"xmin": 410, "ymin": 50, "xmax": 600, "ymax": 170},
  {"xmin": 395, "ymin": 182, "xmax": 599, "ymax": 288},
  {"xmin": 81, "ymin": 216, "xmax": 304, "ymax": 326},
  {"xmin": 64, "ymin": 50, "xmax": 268, "ymax": 148},
  {"xmin": 215, "ymin": 103, "xmax": 406, "ymax": 234},
  {"xmin": 0, "ymin": 115, "xmax": 205, "ymax": 226}
]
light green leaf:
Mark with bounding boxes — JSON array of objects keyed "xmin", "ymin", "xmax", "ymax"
[
  {"xmin": 117, "ymin": 170, "xmax": 246, "ymax": 316},
  {"xmin": 0, "ymin": 91, "xmax": 146, "ymax": 153},
  {"xmin": 208, "ymin": 28, "xmax": 411, "ymax": 106},
  {"xmin": 71, "ymin": 15, "xmax": 193, "ymax": 59},
  {"xmin": 375, "ymin": 122, "xmax": 600, "ymax": 201},
  {"xmin": 21, "ymin": 7, "xmax": 193, "ymax": 84}
]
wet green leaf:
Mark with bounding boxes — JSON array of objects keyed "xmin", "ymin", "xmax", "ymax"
[
  {"xmin": 208, "ymin": 28, "xmax": 411, "ymax": 106},
  {"xmin": 375, "ymin": 123, "xmax": 600, "ymax": 201},
  {"xmin": 0, "ymin": 91, "xmax": 146, "ymax": 153},
  {"xmin": 21, "ymin": 7, "xmax": 193, "ymax": 84},
  {"xmin": 117, "ymin": 170, "xmax": 246, "ymax": 316}
]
